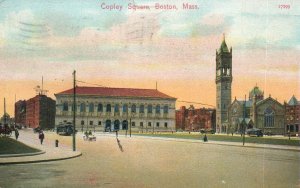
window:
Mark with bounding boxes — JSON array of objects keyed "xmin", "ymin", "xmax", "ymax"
[
  {"xmin": 89, "ymin": 103, "xmax": 94, "ymax": 112},
  {"xmin": 139, "ymin": 105, "xmax": 144, "ymax": 113},
  {"xmin": 131, "ymin": 104, "xmax": 136, "ymax": 113},
  {"xmin": 296, "ymin": 125, "xmax": 299, "ymax": 132},
  {"xmin": 156, "ymin": 105, "xmax": 160, "ymax": 114},
  {"xmin": 80, "ymin": 103, "xmax": 86, "ymax": 112},
  {"xmin": 164, "ymin": 122, "xmax": 168, "ymax": 128},
  {"xmin": 163, "ymin": 105, "xmax": 168, "ymax": 114},
  {"xmin": 89, "ymin": 121, "xmax": 93, "ymax": 125},
  {"xmin": 81, "ymin": 120, "xmax": 84, "ymax": 125},
  {"xmin": 148, "ymin": 122, "xmax": 151, "ymax": 127},
  {"xmin": 63, "ymin": 102, "xmax": 68, "ymax": 111},
  {"xmin": 156, "ymin": 122, "xmax": 159, "ymax": 127},
  {"xmin": 140, "ymin": 122, "xmax": 143, "ymax": 127},
  {"xmin": 264, "ymin": 107, "xmax": 274, "ymax": 127},
  {"xmin": 98, "ymin": 103, "xmax": 103, "ymax": 112},
  {"xmin": 114, "ymin": 104, "xmax": 119, "ymax": 113},
  {"xmin": 98, "ymin": 121, "xmax": 101, "ymax": 126},
  {"xmin": 123, "ymin": 104, "xmax": 128, "ymax": 113},
  {"xmin": 71, "ymin": 103, "xmax": 76, "ymax": 112},
  {"xmin": 106, "ymin": 104, "xmax": 111, "ymax": 112},
  {"xmin": 148, "ymin": 105, "xmax": 152, "ymax": 113},
  {"xmin": 132, "ymin": 122, "xmax": 135, "ymax": 127}
]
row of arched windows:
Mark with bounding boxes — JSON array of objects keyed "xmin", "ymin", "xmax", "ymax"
[{"xmin": 62, "ymin": 102, "xmax": 169, "ymax": 114}]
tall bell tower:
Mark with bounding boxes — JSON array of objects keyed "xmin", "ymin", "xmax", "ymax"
[{"xmin": 215, "ymin": 34, "xmax": 232, "ymax": 133}]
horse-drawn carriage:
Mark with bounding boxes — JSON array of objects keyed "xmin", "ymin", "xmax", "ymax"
[{"xmin": 83, "ymin": 131, "xmax": 96, "ymax": 141}]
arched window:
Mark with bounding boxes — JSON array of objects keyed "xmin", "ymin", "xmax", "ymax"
[
  {"xmin": 63, "ymin": 102, "xmax": 68, "ymax": 111},
  {"xmin": 114, "ymin": 104, "xmax": 119, "ymax": 113},
  {"xmin": 98, "ymin": 103, "xmax": 103, "ymax": 112},
  {"xmin": 163, "ymin": 105, "xmax": 168, "ymax": 114},
  {"xmin": 148, "ymin": 105, "xmax": 152, "ymax": 113},
  {"xmin": 123, "ymin": 104, "xmax": 128, "ymax": 113},
  {"xmin": 264, "ymin": 107, "xmax": 274, "ymax": 127},
  {"xmin": 131, "ymin": 104, "xmax": 136, "ymax": 113},
  {"xmin": 89, "ymin": 103, "xmax": 94, "ymax": 112},
  {"xmin": 80, "ymin": 103, "xmax": 86, "ymax": 112},
  {"xmin": 156, "ymin": 105, "xmax": 160, "ymax": 114},
  {"xmin": 139, "ymin": 105, "xmax": 144, "ymax": 113},
  {"xmin": 106, "ymin": 104, "xmax": 111, "ymax": 112}
]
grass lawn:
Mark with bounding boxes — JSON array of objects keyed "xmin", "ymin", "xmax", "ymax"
[
  {"xmin": 131, "ymin": 133, "xmax": 300, "ymax": 146},
  {"xmin": 0, "ymin": 137, "xmax": 40, "ymax": 155}
]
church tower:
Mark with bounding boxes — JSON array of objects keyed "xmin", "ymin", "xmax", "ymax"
[{"xmin": 215, "ymin": 34, "xmax": 232, "ymax": 133}]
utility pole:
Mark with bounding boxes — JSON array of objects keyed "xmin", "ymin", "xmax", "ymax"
[
  {"xmin": 72, "ymin": 70, "xmax": 76, "ymax": 151},
  {"xmin": 242, "ymin": 94, "xmax": 246, "ymax": 146},
  {"xmin": 4, "ymin": 98, "xmax": 7, "ymax": 136}
]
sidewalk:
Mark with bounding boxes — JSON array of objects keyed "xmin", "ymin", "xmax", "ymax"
[
  {"xmin": 0, "ymin": 130, "xmax": 82, "ymax": 165},
  {"xmin": 94, "ymin": 132, "xmax": 300, "ymax": 152}
]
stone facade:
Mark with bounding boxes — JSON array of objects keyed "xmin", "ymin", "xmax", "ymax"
[
  {"xmin": 55, "ymin": 86, "xmax": 176, "ymax": 132},
  {"xmin": 215, "ymin": 35, "xmax": 232, "ymax": 133},
  {"xmin": 228, "ymin": 86, "xmax": 286, "ymax": 135},
  {"xmin": 175, "ymin": 105, "xmax": 215, "ymax": 131}
]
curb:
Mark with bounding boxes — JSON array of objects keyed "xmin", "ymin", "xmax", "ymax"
[
  {"xmin": 125, "ymin": 135, "xmax": 300, "ymax": 152},
  {"xmin": 0, "ymin": 151, "xmax": 45, "ymax": 158},
  {"xmin": 0, "ymin": 152, "xmax": 82, "ymax": 165}
]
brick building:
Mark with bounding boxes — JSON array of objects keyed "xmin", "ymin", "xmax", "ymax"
[
  {"xmin": 176, "ymin": 105, "xmax": 216, "ymax": 131},
  {"xmin": 285, "ymin": 96, "xmax": 300, "ymax": 136},
  {"xmin": 15, "ymin": 95, "xmax": 56, "ymax": 129},
  {"xmin": 15, "ymin": 100, "xmax": 26, "ymax": 126}
]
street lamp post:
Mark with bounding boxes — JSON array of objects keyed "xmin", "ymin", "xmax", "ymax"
[
  {"xmin": 72, "ymin": 70, "xmax": 76, "ymax": 152},
  {"xmin": 129, "ymin": 118, "xmax": 132, "ymax": 137}
]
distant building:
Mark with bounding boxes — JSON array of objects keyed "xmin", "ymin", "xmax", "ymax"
[
  {"xmin": 15, "ymin": 100, "xmax": 26, "ymax": 126},
  {"xmin": 15, "ymin": 95, "xmax": 56, "ymax": 129},
  {"xmin": 55, "ymin": 86, "xmax": 176, "ymax": 132},
  {"xmin": 175, "ymin": 105, "xmax": 216, "ymax": 131},
  {"xmin": 228, "ymin": 85, "xmax": 285, "ymax": 135},
  {"xmin": 215, "ymin": 35, "xmax": 233, "ymax": 133},
  {"xmin": 284, "ymin": 96, "xmax": 300, "ymax": 136},
  {"xmin": 25, "ymin": 95, "xmax": 56, "ymax": 129},
  {"xmin": 0, "ymin": 113, "xmax": 13, "ymax": 126}
]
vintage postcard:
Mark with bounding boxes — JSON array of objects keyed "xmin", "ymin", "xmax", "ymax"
[{"xmin": 0, "ymin": 0, "xmax": 299, "ymax": 187}]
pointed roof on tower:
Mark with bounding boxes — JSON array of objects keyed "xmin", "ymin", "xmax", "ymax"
[{"xmin": 218, "ymin": 33, "xmax": 229, "ymax": 53}]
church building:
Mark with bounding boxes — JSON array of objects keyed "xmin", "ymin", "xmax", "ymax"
[{"xmin": 227, "ymin": 85, "xmax": 285, "ymax": 135}]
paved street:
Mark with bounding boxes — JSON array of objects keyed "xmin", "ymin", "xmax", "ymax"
[{"xmin": 0, "ymin": 129, "xmax": 299, "ymax": 188}]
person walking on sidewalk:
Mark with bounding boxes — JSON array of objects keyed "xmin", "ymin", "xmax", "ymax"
[
  {"xmin": 39, "ymin": 131, "xmax": 45, "ymax": 145},
  {"xmin": 203, "ymin": 134, "xmax": 208, "ymax": 142},
  {"xmin": 15, "ymin": 129, "xmax": 19, "ymax": 140}
]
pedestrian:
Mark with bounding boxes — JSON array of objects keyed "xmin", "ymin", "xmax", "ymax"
[
  {"xmin": 39, "ymin": 131, "xmax": 45, "ymax": 145},
  {"xmin": 203, "ymin": 134, "xmax": 208, "ymax": 142},
  {"xmin": 15, "ymin": 129, "xmax": 19, "ymax": 140},
  {"xmin": 116, "ymin": 130, "xmax": 118, "ymax": 138}
]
